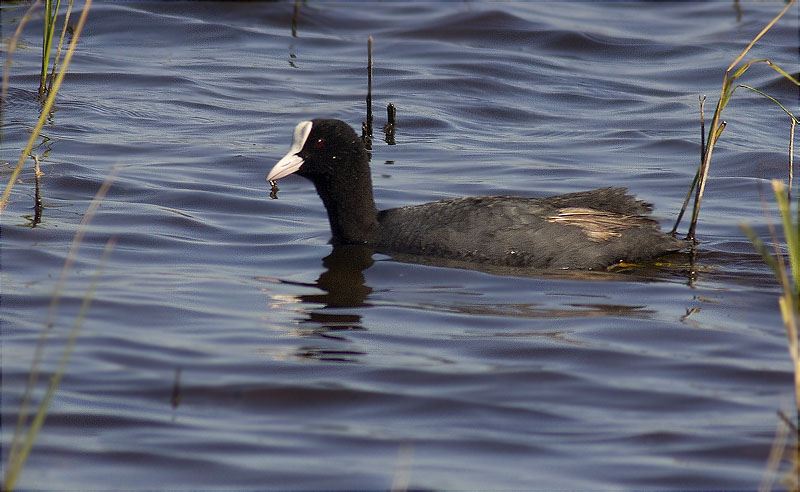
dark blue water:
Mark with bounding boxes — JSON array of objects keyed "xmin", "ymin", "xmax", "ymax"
[{"xmin": 2, "ymin": 2, "xmax": 798, "ymax": 489}]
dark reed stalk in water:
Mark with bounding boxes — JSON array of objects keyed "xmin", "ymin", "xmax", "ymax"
[
  {"xmin": 671, "ymin": 96, "xmax": 705, "ymax": 237},
  {"xmin": 365, "ymin": 35, "xmax": 374, "ymax": 138},
  {"xmin": 384, "ymin": 103, "xmax": 397, "ymax": 145},
  {"xmin": 291, "ymin": 0, "xmax": 300, "ymax": 38},
  {"xmin": 32, "ymin": 155, "xmax": 43, "ymax": 227},
  {"xmin": 387, "ymin": 102, "xmax": 396, "ymax": 127}
]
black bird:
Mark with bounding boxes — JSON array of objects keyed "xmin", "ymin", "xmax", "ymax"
[{"xmin": 267, "ymin": 119, "xmax": 685, "ymax": 270}]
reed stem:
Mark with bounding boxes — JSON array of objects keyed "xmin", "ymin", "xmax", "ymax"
[
  {"xmin": 46, "ymin": 0, "xmax": 76, "ymax": 93},
  {"xmin": 32, "ymin": 155, "xmax": 43, "ymax": 227},
  {"xmin": 671, "ymin": 96, "xmax": 705, "ymax": 235},
  {"xmin": 366, "ymin": 35, "xmax": 374, "ymax": 138},
  {"xmin": 39, "ymin": 0, "xmax": 62, "ymax": 96},
  {"xmin": 681, "ymin": 0, "xmax": 796, "ymax": 242},
  {"xmin": 790, "ymin": 119, "xmax": 795, "ymax": 203},
  {"xmin": 1, "ymin": 0, "xmax": 92, "ymax": 215}
]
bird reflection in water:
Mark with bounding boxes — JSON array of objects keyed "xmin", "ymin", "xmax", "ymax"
[{"xmin": 260, "ymin": 245, "xmax": 375, "ymax": 362}]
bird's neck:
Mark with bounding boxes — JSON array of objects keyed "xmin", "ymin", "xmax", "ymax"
[{"xmin": 315, "ymin": 171, "xmax": 379, "ymax": 246}]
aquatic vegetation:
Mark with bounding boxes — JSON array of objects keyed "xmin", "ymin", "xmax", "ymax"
[
  {"xmin": 744, "ymin": 176, "xmax": 799, "ymax": 393},
  {"xmin": 675, "ymin": 3, "xmax": 800, "ymax": 461},
  {"xmin": 729, "ymin": 3, "xmax": 799, "ymax": 400},
  {"xmin": 0, "ymin": 0, "xmax": 90, "ymax": 216},
  {"xmin": 1, "ymin": 0, "xmax": 798, "ymax": 489},
  {"xmin": 673, "ymin": 0, "xmax": 799, "ymax": 243},
  {"xmin": 723, "ymin": 1, "xmax": 800, "ymax": 486},
  {"xmin": 40, "ymin": 0, "xmax": 78, "ymax": 97},
  {"xmin": 3, "ymin": 221, "xmax": 116, "ymax": 492},
  {"xmin": 1, "ymin": 2, "xmax": 98, "ymax": 491},
  {"xmin": 745, "ymin": 175, "xmax": 800, "ymax": 491}
]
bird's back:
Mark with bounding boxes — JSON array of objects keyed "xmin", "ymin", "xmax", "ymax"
[{"xmin": 375, "ymin": 188, "xmax": 684, "ymax": 270}]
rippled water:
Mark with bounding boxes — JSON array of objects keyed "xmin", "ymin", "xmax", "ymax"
[{"xmin": 2, "ymin": 1, "xmax": 798, "ymax": 489}]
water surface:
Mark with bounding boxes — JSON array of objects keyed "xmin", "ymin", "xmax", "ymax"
[{"xmin": 2, "ymin": 2, "xmax": 798, "ymax": 489}]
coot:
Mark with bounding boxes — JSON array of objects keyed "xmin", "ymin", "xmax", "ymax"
[{"xmin": 267, "ymin": 119, "xmax": 685, "ymax": 270}]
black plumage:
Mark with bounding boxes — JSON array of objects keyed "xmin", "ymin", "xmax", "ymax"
[{"xmin": 267, "ymin": 119, "xmax": 684, "ymax": 270}]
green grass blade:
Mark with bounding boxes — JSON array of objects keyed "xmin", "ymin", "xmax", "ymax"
[
  {"xmin": 40, "ymin": 0, "xmax": 58, "ymax": 94},
  {"xmin": 724, "ymin": 0, "xmax": 795, "ymax": 73},
  {"xmin": 731, "ymin": 60, "xmax": 756, "ymax": 79},
  {"xmin": 742, "ymin": 222, "xmax": 782, "ymax": 280},
  {"xmin": 1, "ymin": 0, "xmax": 92, "ymax": 215},
  {"xmin": 739, "ymin": 84, "xmax": 799, "ymax": 123},
  {"xmin": 773, "ymin": 180, "xmax": 800, "ymax": 294},
  {"xmin": 767, "ymin": 60, "xmax": 800, "ymax": 86},
  {"xmin": 47, "ymin": 0, "xmax": 76, "ymax": 92}
]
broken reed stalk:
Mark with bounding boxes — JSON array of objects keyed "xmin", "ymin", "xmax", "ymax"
[
  {"xmin": 0, "ymin": 0, "xmax": 92, "ymax": 216},
  {"xmin": 674, "ymin": 0, "xmax": 797, "ymax": 242},
  {"xmin": 700, "ymin": 95, "xmax": 706, "ymax": 169},
  {"xmin": 384, "ymin": 103, "xmax": 397, "ymax": 145},
  {"xmin": 33, "ymin": 155, "xmax": 43, "ymax": 226},
  {"xmin": 670, "ymin": 96, "xmax": 705, "ymax": 236},
  {"xmin": 365, "ymin": 35, "xmax": 374, "ymax": 138},
  {"xmin": 686, "ymin": 121, "xmax": 725, "ymax": 242},
  {"xmin": 291, "ymin": 0, "xmax": 300, "ymax": 38}
]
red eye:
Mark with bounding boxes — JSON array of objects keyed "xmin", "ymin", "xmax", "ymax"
[{"xmin": 314, "ymin": 138, "xmax": 324, "ymax": 148}]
